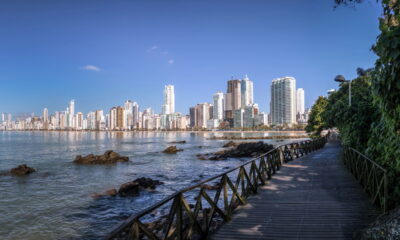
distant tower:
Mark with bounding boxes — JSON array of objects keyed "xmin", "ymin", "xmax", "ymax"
[
  {"xmin": 132, "ymin": 102, "xmax": 139, "ymax": 129},
  {"xmin": 162, "ymin": 85, "xmax": 175, "ymax": 114},
  {"xmin": 241, "ymin": 75, "xmax": 254, "ymax": 107},
  {"xmin": 270, "ymin": 77, "xmax": 297, "ymax": 125},
  {"xmin": 296, "ymin": 88, "xmax": 305, "ymax": 115},
  {"xmin": 68, "ymin": 99, "xmax": 75, "ymax": 128},
  {"xmin": 43, "ymin": 108, "xmax": 49, "ymax": 123},
  {"xmin": 225, "ymin": 79, "xmax": 241, "ymax": 120},
  {"xmin": 124, "ymin": 100, "xmax": 134, "ymax": 129},
  {"xmin": 213, "ymin": 91, "xmax": 225, "ymax": 120}
]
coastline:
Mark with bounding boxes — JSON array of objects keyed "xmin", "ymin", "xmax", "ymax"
[{"xmin": 0, "ymin": 129, "xmax": 306, "ymax": 133}]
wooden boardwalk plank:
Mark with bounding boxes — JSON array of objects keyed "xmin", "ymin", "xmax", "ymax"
[{"xmin": 212, "ymin": 141, "xmax": 380, "ymax": 240}]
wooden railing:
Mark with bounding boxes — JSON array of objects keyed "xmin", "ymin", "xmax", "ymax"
[
  {"xmin": 343, "ymin": 147, "xmax": 388, "ymax": 212},
  {"xmin": 105, "ymin": 136, "xmax": 328, "ymax": 240}
]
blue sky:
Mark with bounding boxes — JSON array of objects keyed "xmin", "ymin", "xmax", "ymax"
[{"xmin": 0, "ymin": 0, "xmax": 382, "ymax": 116}]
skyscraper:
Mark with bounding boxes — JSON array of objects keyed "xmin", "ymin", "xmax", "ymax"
[
  {"xmin": 225, "ymin": 79, "xmax": 241, "ymax": 120},
  {"xmin": 124, "ymin": 100, "xmax": 134, "ymax": 129},
  {"xmin": 195, "ymin": 103, "xmax": 213, "ymax": 129},
  {"xmin": 43, "ymin": 108, "xmax": 49, "ymax": 123},
  {"xmin": 162, "ymin": 85, "xmax": 175, "ymax": 114},
  {"xmin": 212, "ymin": 91, "xmax": 225, "ymax": 120},
  {"xmin": 296, "ymin": 88, "xmax": 305, "ymax": 115},
  {"xmin": 270, "ymin": 77, "xmax": 297, "ymax": 125},
  {"xmin": 132, "ymin": 102, "xmax": 139, "ymax": 129},
  {"xmin": 68, "ymin": 99, "xmax": 75, "ymax": 128},
  {"xmin": 241, "ymin": 75, "xmax": 254, "ymax": 107}
]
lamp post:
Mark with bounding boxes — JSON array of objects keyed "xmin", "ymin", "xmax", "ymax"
[{"xmin": 334, "ymin": 75, "xmax": 352, "ymax": 106}]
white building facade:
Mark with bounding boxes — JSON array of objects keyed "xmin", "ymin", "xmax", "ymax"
[{"xmin": 270, "ymin": 77, "xmax": 297, "ymax": 125}]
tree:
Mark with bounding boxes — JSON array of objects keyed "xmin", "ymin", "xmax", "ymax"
[{"xmin": 305, "ymin": 96, "xmax": 328, "ymax": 137}]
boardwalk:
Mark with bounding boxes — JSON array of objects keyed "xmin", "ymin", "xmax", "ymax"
[{"xmin": 212, "ymin": 141, "xmax": 380, "ymax": 240}]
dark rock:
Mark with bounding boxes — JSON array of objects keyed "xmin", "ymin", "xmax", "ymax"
[
  {"xmin": 223, "ymin": 141, "xmax": 237, "ymax": 148},
  {"xmin": 104, "ymin": 188, "xmax": 118, "ymax": 196},
  {"xmin": 197, "ymin": 141, "xmax": 274, "ymax": 160},
  {"xmin": 118, "ymin": 177, "xmax": 164, "ymax": 197},
  {"xmin": 118, "ymin": 182, "xmax": 140, "ymax": 197},
  {"xmin": 169, "ymin": 140, "xmax": 186, "ymax": 144},
  {"xmin": 10, "ymin": 164, "xmax": 36, "ymax": 175},
  {"xmin": 197, "ymin": 156, "xmax": 207, "ymax": 160},
  {"xmin": 91, "ymin": 188, "xmax": 118, "ymax": 198},
  {"xmin": 73, "ymin": 150, "xmax": 129, "ymax": 164},
  {"xmin": 163, "ymin": 146, "xmax": 183, "ymax": 154},
  {"xmin": 133, "ymin": 177, "xmax": 164, "ymax": 189},
  {"xmin": 354, "ymin": 207, "xmax": 400, "ymax": 240}
]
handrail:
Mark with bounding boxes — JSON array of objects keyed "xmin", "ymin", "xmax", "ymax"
[
  {"xmin": 343, "ymin": 147, "xmax": 388, "ymax": 212},
  {"xmin": 105, "ymin": 136, "xmax": 328, "ymax": 240}
]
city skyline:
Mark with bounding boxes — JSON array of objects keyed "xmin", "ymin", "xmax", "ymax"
[
  {"xmin": 1, "ymin": 75, "xmax": 307, "ymax": 130},
  {"xmin": 0, "ymin": 1, "xmax": 381, "ymax": 115}
]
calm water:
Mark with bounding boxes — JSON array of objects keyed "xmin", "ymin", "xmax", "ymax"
[{"xmin": 0, "ymin": 131, "xmax": 306, "ymax": 240}]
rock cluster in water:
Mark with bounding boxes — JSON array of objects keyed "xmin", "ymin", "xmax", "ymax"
[
  {"xmin": 73, "ymin": 150, "xmax": 129, "ymax": 164},
  {"xmin": 197, "ymin": 141, "xmax": 274, "ymax": 160},
  {"xmin": 163, "ymin": 146, "xmax": 183, "ymax": 154},
  {"xmin": 118, "ymin": 177, "xmax": 164, "ymax": 197},
  {"xmin": 10, "ymin": 164, "xmax": 36, "ymax": 175},
  {"xmin": 92, "ymin": 177, "xmax": 164, "ymax": 198},
  {"xmin": 355, "ymin": 207, "xmax": 400, "ymax": 240},
  {"xmin": 222, "ymin": 141, "xmax": 238, "ymax": 148}
]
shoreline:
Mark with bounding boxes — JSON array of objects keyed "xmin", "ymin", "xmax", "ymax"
[{"xmin": 0, "ymin": 129, "xmax": 306, "ymax": 134}]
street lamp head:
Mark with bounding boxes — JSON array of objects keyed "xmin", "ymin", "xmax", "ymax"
[{"xmin": 334, "ymin": 75, "xmax": 347, "ymax": 83}]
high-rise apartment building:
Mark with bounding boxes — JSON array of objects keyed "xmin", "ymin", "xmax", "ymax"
[
  {"xmin": 132, "ymin": 102, "xmax": 139, "ymax": 129},
  {"xmin": 190, "ymin": 103, "xmax": 212, "ymax": 129},
  {"xmin": 116, "ymin": 106, "xmax": 125, "ymax": 130},
  {"xmin": 76, "ymin": 112, "xmax": 84, "ymax": 130},
  {"xmin": 162, "ymin": 85, "xmax": 175, "ymax": 114},
  {"xmin": 68, "ymin": 100, "xmax": 75, "ymax": 128},
  {"xmin": 225, "ymin": 79, "xmax": 241, "ymax": 120},
  {"xmin": 270, "ymin": 77, "xmax": 297, "ymax": 125},
  {"xmin": 95, "ymin": 110, "xmax": 104, "ymax": 130},
  {"xmin": 43, "ymin": 108, "xmax": 48, "ymax": 123},
  {"xmin": 241, "ymin": 75, "xmax": 254, "ymax": 107},
  {"xmin": 189, "ymin": 107, "xmax": 196, "ymax": 127},
  {"xmin": 212, "ymin": 91, "xmax": 225, "ymax": 120},
  {"xmin": 43, "ymin": 108, "xmax": 49, "ymax": 130},
  {"xmin": 124, "ymin": 100, "xmax": 134, "ymax": 129},
  {"xmin": 296, "ymin": 88, "xmax": 305, "ymax": 115}
]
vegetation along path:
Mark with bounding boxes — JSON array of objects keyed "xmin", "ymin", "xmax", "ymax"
[{"xmin": 212, "ymin": 140, "xmax": 380, "ymax": 240}]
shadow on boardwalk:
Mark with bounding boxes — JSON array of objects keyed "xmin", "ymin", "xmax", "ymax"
[{"xmin": 212, "ymin": 140, "xmax": 380, "ymax": 240}]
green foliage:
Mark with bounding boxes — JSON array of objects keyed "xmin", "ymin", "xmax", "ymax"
[
  {"xmin": 331, "ymin": 0, "xmax": 400, "ymax": 208},
  {"xmin": 305, "ymin": 96, "xmax": 328, "ymax": 137},
  {"xmin": 367, "ymin": 0, "xmax": 400, "ymax": 208},
  {"xmin": 324, "ymin": 75, "xmax": 378, "ymax": 151}
]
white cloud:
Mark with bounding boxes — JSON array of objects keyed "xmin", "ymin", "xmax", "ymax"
[
  {"xmin": 168, "ymin": 59, "xmax": 175, "ymax": 64},
  {"xmin": 147, "ymin": 45, "xmax": 159, "ymax": 52},
  {"xmin": 82, "ymin": 65, "xmax": 101, "ymax": 71}
]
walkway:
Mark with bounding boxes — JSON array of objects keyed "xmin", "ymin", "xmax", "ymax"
[{"xmin": 212, "ymin": 141, "xmax": 380, "ymax": 240}]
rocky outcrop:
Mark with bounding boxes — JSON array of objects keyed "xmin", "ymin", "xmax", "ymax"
[
  {"xmin": 354, "ymin": 207, "xmax": 400, "ymax": 240},
  {"xmin": 118, "ymin": 177, "xmax": 164, "ymax": 197},
  {"xmin": 223, "ymin": 141, "xmax": 237, "ymax": 148},
  {"xmin": 163, "ymin": 146, "xmax": 183, "ymax": 154},
  {"xmin": 73, "ymin": 150, "xmax": 129, "ymax": 164},
  {"xmin": 197, "ymin": 141, "xmax": 274, "ymax": 160},
  {"xmin": 169, "ymin": 140, "xmax": 186, "ymax": 144},
  {"xmin": 10, "ymin": 164, "xmax": 36, "ymax": 175},
  {"xmin": 91, "ymin": 188, "xmax": 118, "ymax": 198}
]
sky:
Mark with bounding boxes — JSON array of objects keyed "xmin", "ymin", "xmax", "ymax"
[{"xmin": 0, "ymin": 0, "xmax": 382, "ymax": 116}]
